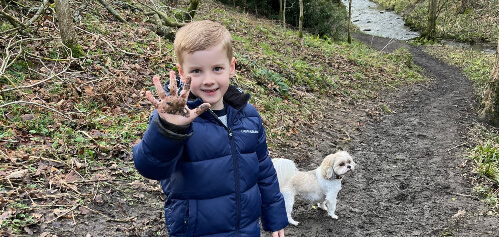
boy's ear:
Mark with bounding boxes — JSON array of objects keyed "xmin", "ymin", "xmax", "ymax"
[
  {"xmin": 177, "ymin": 64, "xmax": 184, "ymax": 79},
  {"xmin": 229, "ymin": 57, "xmax": 236, "ymax": 78}
]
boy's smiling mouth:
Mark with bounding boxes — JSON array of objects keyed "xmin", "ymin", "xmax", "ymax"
[{"xmin": 202, "ymin": 88, "xmax": 219, "ymax": 93}]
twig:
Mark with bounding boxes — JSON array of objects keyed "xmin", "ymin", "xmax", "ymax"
[
  {"xmin": 451, "ymin": 192, "xmax": 473, "ymax": 198},
  {"xmin": 0, "ymin": 60, "xmax": 70, "ymax": 93},
  {"xmin": 27, "ymin": 0, "xmax": 50, "ymax": 26},
  {"xmin": 447, "ymin": 143, "xmax": 467, "ymax": 152},
  {"xmin": 1, "ymin": 74, "xmax": 24, "ymax": 95},
  {"xmin": 0, "ymin": 101, "xmax": 73, "ymax": 121},
  {"xmin": 381, "ymin": 38, "xmax": 395, "ymax": 52},
  {"xmin": 0, "ymin": 9, "xmax": 27, "ymax": 29},
  {"xmin": 45, "ymin": 202, "xmax": 82, "ymax": 224}
]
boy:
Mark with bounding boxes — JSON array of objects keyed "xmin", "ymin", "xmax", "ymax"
[{"xmin": 133, "ymin": 20, "xmax": 288, "ymax": 237}]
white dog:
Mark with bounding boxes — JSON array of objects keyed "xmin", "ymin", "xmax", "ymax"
[{"xmin": 272, "ymin": 151, "xmax": 355, "ymax": 226}]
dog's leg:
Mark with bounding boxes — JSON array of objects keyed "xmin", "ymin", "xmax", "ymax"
[
  {"xmin": 318, "ymin": 201, "xmax": 327, "ymax": 211},
  {"xmin": 325, "ymin": 192, "xmax": 339, "ymax": 219},
  {"xmin": 282, "ymin": 190, "xmax": 299, "ymax": 226}
]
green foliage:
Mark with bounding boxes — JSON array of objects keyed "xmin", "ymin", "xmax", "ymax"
[
  {"xmin": 218, "ymin": 0, "xmax": 348, "ymax": 40},
  {"xmin": 470, "ymin": 142, "xmax": 499, "ymax": 183},
  {"xmin": 284, "ymin": 0, "xmax": 348, "ymax": 40},
  {"xmin": 252, "ymin": 67, "xmax": 289, "ymax": 96},
  {"xmin": 372, "ymin": 0, "xmax": 498, "ymax": 43},
  {"xmin": 216, "ymin": 0, "xmax": 276, "ymax": 17},
  {"xmin": 1, "ymin": 202, "xmax": 38, "ymax": 234},
  {"xmin": 386, "ymin": 47, "xmax": 414, "ymax": 68}
]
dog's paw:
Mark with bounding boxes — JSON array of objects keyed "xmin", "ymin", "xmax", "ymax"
[
  {"xmin": 288, "ymin": 219, "xmax": 299, "ymax": 226},
  {"xmin": 330, "ymin": 214, "xmax": 339, "ymax": 219}
]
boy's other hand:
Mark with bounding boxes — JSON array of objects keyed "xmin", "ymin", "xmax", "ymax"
[
  {"xmin": 146, "ymin": 70, "xmax": 211, "ymax": 126},
  {"xmin": 272, "ymin": 229, "xmax": 285, "ymax": 237}
]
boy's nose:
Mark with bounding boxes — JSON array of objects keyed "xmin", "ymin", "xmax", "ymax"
[{"xmin": 203, "ymin": 74, "xmax": 215, "ymax": 85}]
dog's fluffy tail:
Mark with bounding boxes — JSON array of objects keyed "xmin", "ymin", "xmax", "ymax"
[{"xmin": 272, "ymin": 158, "xmax": 297, "ymax": 188}]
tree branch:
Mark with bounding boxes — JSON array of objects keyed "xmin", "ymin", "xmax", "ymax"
[
  {"xmin": 27, "ymin": 0, "xmax": 50, "ymax": 26},
  {"xmin": 97, "ymin": 0, "xmax": 127, "ymax": 23},
  {"xmin": 0, "ymin": 9, "xmax": 27, "ymax": 29}
]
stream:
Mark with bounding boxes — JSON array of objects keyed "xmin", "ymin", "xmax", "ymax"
[{"xmin": 342, "ymin": 0, "xmax": 497, "ymax": 54}]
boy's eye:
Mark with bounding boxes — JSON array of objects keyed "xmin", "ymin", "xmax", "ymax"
[
  {"xmin": 191, "ymin": 69, "xmax": 201, "ymax": 74},
  {"xmin": 214, "ymin": 67, "xmax": 222, "ymax": 72}
]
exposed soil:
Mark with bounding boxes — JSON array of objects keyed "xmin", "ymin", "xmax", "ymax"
[
  {"xmin": 274, "ymin": 33, "xmax": 499, "ymax": 237},
  {"xmin": 25, "ymin": 34, "xmax": 498, "ymax": 237}
]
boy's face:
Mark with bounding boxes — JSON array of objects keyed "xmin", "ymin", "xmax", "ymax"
[{"xmin": 178, "ymin": 44, "xmax": 235, "ymax": 111}]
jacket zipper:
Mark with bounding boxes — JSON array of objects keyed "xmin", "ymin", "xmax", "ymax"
[{"xmin": 208, "ymin": 109, "xmax": 241, "ymax": 235}]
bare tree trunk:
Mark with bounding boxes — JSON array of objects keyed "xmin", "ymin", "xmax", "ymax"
[
  {"xmin": 279, "ymin": 0, "xmax": 283, "ymax": 25},
  {"xmin": 480, "ymin": 39, "xmax": 499, "ymax": 125},
  {"xmin": 283, "ymin": 0, "xmax": 286, "ymax": 28},
  {"xmin": 425, "ymin": 0, "xmax": 437, "ymax": 40},
  {"xmin": 54, "ymin": 0, "xmax": 84, "ymax": 57},
  {"xmin": 298, "ymin": 0, "xmax": 303, "ymax": 38},
  {"xmin": 348, "ymin": 0, "xmax": 352, "ymax": 44}
]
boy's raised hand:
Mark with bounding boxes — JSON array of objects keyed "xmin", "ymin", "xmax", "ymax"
[{"xmin": 146, "ymin": 71, "xmax": 211, "ymax": 126}]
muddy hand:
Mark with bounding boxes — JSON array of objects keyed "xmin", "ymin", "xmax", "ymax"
[{"xmin": 146, "ymin": 71, "xmax": 211, "ymax": 126}]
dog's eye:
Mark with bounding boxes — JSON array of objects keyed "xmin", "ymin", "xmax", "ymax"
[{"xmin": 339, "ymin": 162, "xmax": 345, "ymax": 166}]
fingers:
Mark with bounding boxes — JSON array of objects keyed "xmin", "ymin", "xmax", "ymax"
[
  {"xmin": 145, "ymin": 91, "xmax": 160, "ymax": 107},
  {"xmin": 179, "ymin": 76, "xmax": 192, "ymax": 100},
  {"xmin": 169, "ymin": 71, "xmax": 178, "ymax": 96},
  {"xmin": 153, "ymin": 75, "xmax": 167, "ymax": 100},
  {"xmin": 192, "ymin": 102, "xmax": 211, "ymax": 116}
]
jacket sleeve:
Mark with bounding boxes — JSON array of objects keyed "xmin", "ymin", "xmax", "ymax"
[
  {"xmin": 256, "ymin": 116, "xmax": 289, "ymax": 231},
  {"xmin": 132, "ymin": 110, "xmax": 192, "ymax": 180}
]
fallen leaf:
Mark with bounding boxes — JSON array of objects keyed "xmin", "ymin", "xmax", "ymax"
[
  {"xmin": 6, "ymin": 169, "xmax": 29, "ymax": 179},
  {"xmin": 21, "ymin": 114, "xmax": 36, "ymax": 121},
  {"xmin": 0, "ymin": 210, "xmax": 12, "ymax": 226},
  {"xmin": 79, "ymin": 206, "xmax": 91, "ymax": 215},
  {"xmin": 452, "ymin": 210, "xmax": 466, "ymax": 218},
  {"xmin": 85, "ymin": 86, "xmax": 94, "ymax": 96},
  {"xmin": 64, "ymin": 170, "xmax": 82, "ymax": 183}
]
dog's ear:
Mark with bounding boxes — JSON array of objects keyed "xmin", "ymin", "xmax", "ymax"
[{"xmin": 321, "ymin": 155, "xmax": 335, "ymax": 179}]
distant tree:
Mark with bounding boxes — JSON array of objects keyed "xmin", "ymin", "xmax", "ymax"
[
  {"xmin": 283, "ymin": 0, "xmax": 286, "ymax": 28},
  {"xmin": 480, "ymin": 39, "xmax": 499, "ymax": 125},
  {"xmin": 279, "ymin": 0, "xmax": 283, "ymax": 24},
  {"xmin": 54, "ymin": 0, "xmax": 84, "ymax": 57},
  {"xmin": 347, "ymin": 0, "xmax": 352, "ymax": 44},
  {"xmin": 298, "ymin": 0, "xmax": 303, "ymax": 38},
  {"xmin": 424, "ymin": 0, "xmax": 437, "ymax": 40}
]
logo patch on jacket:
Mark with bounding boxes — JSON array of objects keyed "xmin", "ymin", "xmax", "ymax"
[{"xmin": 241, "ymin": 130, "xmax": 258, "ymax": 134}]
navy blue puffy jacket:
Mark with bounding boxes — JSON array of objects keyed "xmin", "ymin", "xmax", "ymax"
[{"xmin": 133, "ymin": 86, "xmax": 288, "ymax": 236}]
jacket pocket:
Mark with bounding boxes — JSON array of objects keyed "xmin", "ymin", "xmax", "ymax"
[{"xmin": 164, "ymin": 199, "xmax": 189, "ymax": 235}]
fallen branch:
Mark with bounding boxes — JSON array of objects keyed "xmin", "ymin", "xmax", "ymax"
[
  {"xmin": 140, "ymin": 3, "xmax": 185, "ymax": 28},
  {"xmin": 97, "ymin": 0, "xmax": 127, "ymax": 23},
  {"xmin": 0, "ymin": 9, "xmax": 27, "ymax": 29},
  {"xmin": 27, "ymin": 0, "xmax": 50, "ymax": 26},
  {"xmin": 0, "ymin": 101, "xmax": 74, "ymax": 121}
]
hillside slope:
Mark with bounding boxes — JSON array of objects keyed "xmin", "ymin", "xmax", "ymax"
[{"xmin": 4, "ymin": 0, "xmax": 494, "ymax": 236}]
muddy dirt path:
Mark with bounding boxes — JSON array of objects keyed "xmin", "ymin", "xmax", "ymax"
[{"xmin": 277, "ymin": 34, "xmax": 499, "ymax": 236}]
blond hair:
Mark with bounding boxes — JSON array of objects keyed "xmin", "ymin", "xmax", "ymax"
[{"xmin": 174, "ymin": 20, "xmax": 233, "ymax": 66}]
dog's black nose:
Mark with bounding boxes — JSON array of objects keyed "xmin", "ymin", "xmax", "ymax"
[{"xmin": 347, "ymin": 165, "xmax": 351, "ymax": 169}]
